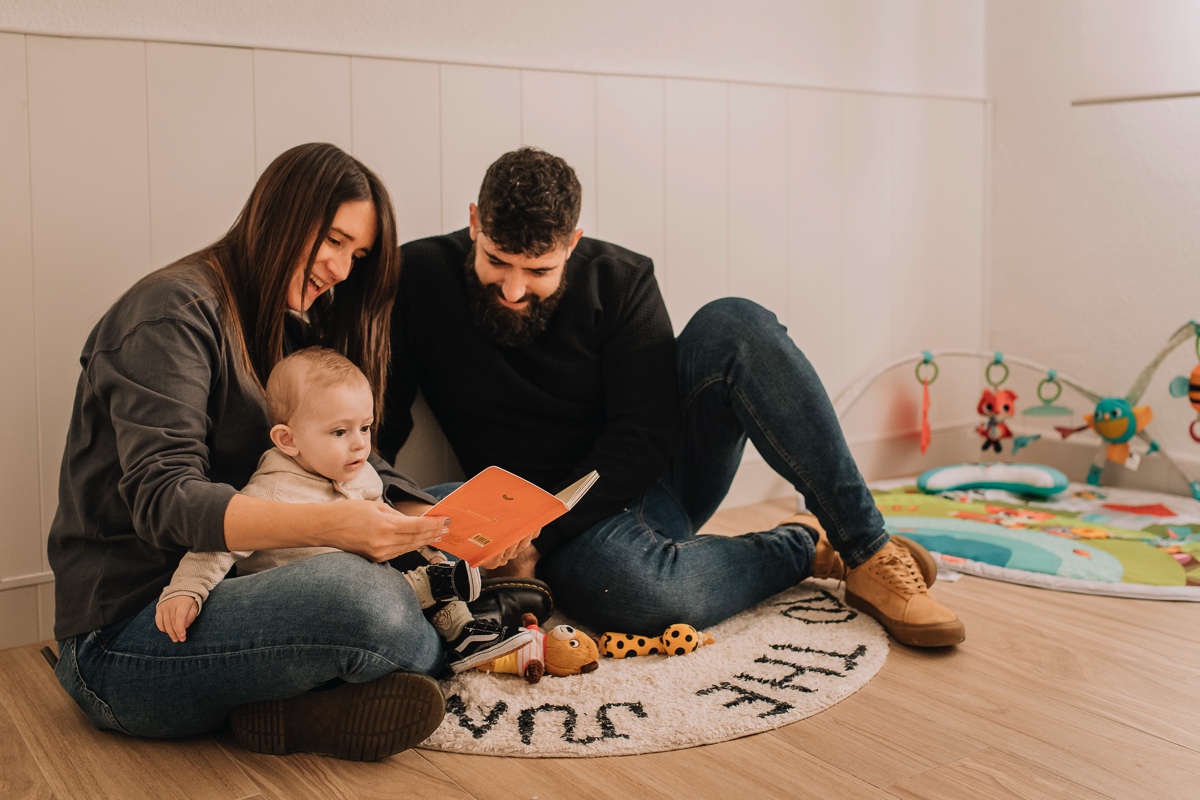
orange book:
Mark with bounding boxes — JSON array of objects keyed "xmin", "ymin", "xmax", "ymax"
[{"xmin": 423, "ymin": 467, "xmax": 599, "ymax": 567}]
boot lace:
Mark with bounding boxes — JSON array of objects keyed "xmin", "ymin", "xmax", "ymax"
[{"xmin": 873, "ymin": 548, "xmax": 927, "ymax": 594}]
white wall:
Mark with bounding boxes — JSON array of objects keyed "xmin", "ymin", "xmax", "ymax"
[
  {"xmin": 0, "ymin": 3, "xmax": 986, "ymax": 648},
  {"xmin": 988, "ymin": 0, "xmax": 1200, "ymax": 496},
  {"xmin": 1078, "ymin": 0, "xmax": 1200, "ymax": 103},
  {"xmin": 0, "ymin": 0, "xmax": 984, "ymax": 98}
]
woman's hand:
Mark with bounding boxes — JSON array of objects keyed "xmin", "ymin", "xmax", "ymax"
[
  {"xmin": 224, "ymin": 494, "xmax": 447, "ymax": 561},
  {"xmin": 325, "ymin": 500, "xmax": 449, "ymax": 562}
]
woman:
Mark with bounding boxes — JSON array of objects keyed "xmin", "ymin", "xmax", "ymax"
[{"xmin": 48, "ymin": 143, "xmax": 447, "ymax": 761}]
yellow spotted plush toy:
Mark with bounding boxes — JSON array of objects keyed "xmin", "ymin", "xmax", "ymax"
[
  {"xmin": 473, "ymin": 613, "xmax": 600, "ymax": 683},
  {"xmin": 599, "ymin": 623, "xmax": 715, "ymax": 659}
]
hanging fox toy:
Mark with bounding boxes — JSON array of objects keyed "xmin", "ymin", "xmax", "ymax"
[{"xmin": 977, "ymin": 388, "xmax": 1017, "ymax": 453}]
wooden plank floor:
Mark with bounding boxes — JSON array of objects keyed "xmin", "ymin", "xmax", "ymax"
[{"xmin": 3, "ymin": 496, "xmax": 1198, "ymax": 799}]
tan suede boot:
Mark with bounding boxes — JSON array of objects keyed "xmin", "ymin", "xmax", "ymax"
[
  {"xmin": 845, "ymin": 541, "xmax": 965, "ymax": 647},
  {"xmin": 777, "ymin": 514, "xmax": 937, "ymax": 586}
]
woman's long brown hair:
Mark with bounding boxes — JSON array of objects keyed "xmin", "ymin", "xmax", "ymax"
[{"xmin": 193, "ymin": 143, "xmax": 399, "ymax": 422}]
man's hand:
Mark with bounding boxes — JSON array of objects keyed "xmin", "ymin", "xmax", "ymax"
[
  {"xmin": 155, "ymin": 596, "xmax": 199, "ymax": 642},
  {"xmin": 481, "ymin": 535, "xmax": 540, "ymax": 576}
]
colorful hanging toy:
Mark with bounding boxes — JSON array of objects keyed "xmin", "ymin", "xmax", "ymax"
[
  {"xmin": 1049, "ymin": 324, "xmax": 1200, "ymax": 484},
  {"xmin": 1168, "ymin": 322, "xmax": 1200, "ymax": 444},
  {"xmin": 1012, "ymin": 370, "xmax": 1074, "ymax": 455},
  {"xmin": 831, "ymin": 321, "xmax": 1200, "ymax": 501},
  {"xmin": 976, "ymin": 354, "xmax": 1016, "ymax": 454},
  {"xmin": 916, "ymin": 352, "xmax": 937, "ymax": 455}
]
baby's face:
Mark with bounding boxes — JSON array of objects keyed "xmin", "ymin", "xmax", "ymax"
[{"xmin": 287, "ymin": 381, "xmax": 375, "ymax": 483}]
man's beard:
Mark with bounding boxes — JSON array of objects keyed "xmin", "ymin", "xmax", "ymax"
[{"xmin": 464, "ymin": 245, "xmax": 567, "ymax": 347}]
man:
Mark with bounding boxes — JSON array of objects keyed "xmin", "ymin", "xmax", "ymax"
[{"xmin": 380, "ymin": 147, "xmax": 963, "ymax": 647}]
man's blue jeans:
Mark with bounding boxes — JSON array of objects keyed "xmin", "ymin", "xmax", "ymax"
[
  {"xmin": 540, "ymin": 298, "xmax": 889, "ymax": 634},
  {"xmin": 55, "ymin": 553, "xmax": 443, "ymax": 738}
]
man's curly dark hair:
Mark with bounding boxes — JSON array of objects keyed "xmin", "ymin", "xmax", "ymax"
[{"xmin": 476, "ymin": 147, "xmax": 582, "ymax": 256}]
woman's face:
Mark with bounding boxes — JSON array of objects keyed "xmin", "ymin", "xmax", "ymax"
[{"xmin": 286, "ymin": 199, "xmax": 379, "ymax": 312}]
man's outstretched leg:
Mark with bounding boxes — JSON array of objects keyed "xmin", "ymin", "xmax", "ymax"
[{"xmin": 672, "ymin": 298, "xmax": 964, "ymax": 647}]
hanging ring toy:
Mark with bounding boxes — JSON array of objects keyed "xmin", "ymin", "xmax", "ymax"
[
  {"xmin": 916, "ymin": 352, "xmax": 937, "ymax": 455},
  {"xmin": 915, "ymin": 352, "xmax": 939, "ymax": 386},
  {"xmin": 1037, "ymin": 371, "xmax": 1063, "ymax": 406},
  {"xmin": 985, "ymin": 353, "xmax": 1009, "ymax": 389}
]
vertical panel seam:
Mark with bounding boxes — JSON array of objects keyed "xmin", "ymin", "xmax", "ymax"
[
  {"xmin": 661, "ymin": 78, "xmax": 668, "ymax": 299},
  {"xmin": 348, "ymin": 56, "xmax": 356, "ymax": 155},
  {"xmin": 437, "ymin": 62, "xmax": 444, "ymax": 234},
  {"xmin": 783, "ymin": 87, "xmax": 790, "ymax": 329},
  {"xmin": 24, "ymin": 35, "xmax": 49, "ymax": 583},
  {"xmin": 144, "ymin": 42, "xmax": 154, "ymax": 267},
  {"xmin": 591, "ymin": 73, "xmax": 598, "ymax": 237},
  {"xmin": 725, "ymin": 81, "xmax": 731, "ymax": 300},
  {"xmin": 251, "ymin": 49, "xmax": 259, "ymax": 176}
]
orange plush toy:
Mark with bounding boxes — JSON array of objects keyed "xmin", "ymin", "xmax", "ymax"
[
  {"xmin": 473, "ymin": 613, "xmax": 600, "ymax": 683},
  {"xmin": 599, "ymin": 623, "xmax": 715, "ymax": 658}
]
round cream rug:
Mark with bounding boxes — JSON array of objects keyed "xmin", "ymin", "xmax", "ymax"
[{"xmin": 419, "ymin": 582, "xmax": 888, "ymax": 757}]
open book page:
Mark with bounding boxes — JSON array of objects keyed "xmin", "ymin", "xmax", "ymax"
[
  {"xmin": 556, "ymin": 470, "xmax": 600, "ymax": 508},
  {"xmin": 424, "ymin": 467, "xmax": 599, "ymax": 567}
]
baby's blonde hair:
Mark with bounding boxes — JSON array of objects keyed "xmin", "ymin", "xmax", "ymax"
[{"xmin": 265, "ymin": 347, "xmax": 371, "ymax": 426}]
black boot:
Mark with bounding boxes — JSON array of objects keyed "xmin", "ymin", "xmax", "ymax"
[{"xmin": 467, "ymin": 577, "xmax": 555, "ymax": 630}]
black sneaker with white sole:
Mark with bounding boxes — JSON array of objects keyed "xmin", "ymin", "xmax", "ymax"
[
  {"xmin": 446, "ymin": 619, "xmax": 534, "ymax": 674},
  {"xmin": 229, "ymin": 671, "xmax": 445, "ymax": 761},
  {"xmin": 426, "ymin": 560, "xmax": 481, "ymax": 604}
]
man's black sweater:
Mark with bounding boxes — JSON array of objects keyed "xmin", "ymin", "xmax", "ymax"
[{"xmin": 380, "ymin": 229, "xmax": 681, "ymax": 555}]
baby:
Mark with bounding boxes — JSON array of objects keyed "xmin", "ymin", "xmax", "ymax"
[{"xmin": 155, "ymin": 346, "xmax": 532, "ymax": 672}]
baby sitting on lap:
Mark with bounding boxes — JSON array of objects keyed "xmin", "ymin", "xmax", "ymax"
[{"xmin": 155, "ymin": 347, "xmax": 531, "ymax": 672}]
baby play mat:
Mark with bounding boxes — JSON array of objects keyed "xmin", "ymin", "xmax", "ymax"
[
  {"xmin": 419, "ymin": 583, "xmax": 887, "ymax": 757},
  {"xmin": 873, "ymin": 479, "xmax": 1200, "ymax": 600}
]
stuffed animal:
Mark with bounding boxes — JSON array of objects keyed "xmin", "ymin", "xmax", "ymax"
[
  {"xmin": 976, "ymin": 387, "xmax": 1017, "ymax": 453},
  {"xmin": 599, "ymin": 623, "xmax": 715, "ymax": 658},
  {"xmin": 473, "ymin": 613, "xmax": 599, "ymax": 683}
]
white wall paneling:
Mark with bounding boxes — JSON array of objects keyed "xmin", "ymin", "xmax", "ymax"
[
  {"xmin": 351, "ymin": 57, "xmax": 442, "ymax": 244},
  {"xmin": 594, "ymin": 76, "xmax": 665, "ymax": 296},
  {"xmin": 521, "ymin": 70, "xmax": 597, "ymax": 237},
  {"xmin": 38, "ymin": 584, "xmax": 54, "ymax": 644},
  {"xmin": 838, "ymin": 93, "xmax": 896, "ymax": 445},
  {"xmin": 439, "ymin": 64, "xmax": 522, "ymax": 233},
  {"xmin": 0, "ymin": 1, "xmax": 987, "ymax": 100},
  {"xmin": 891, "ymin": 97, "xmax": 985, "ymax": 431},
  {"xmin": 0, "ymin": 587, "xmax": 39, "ymax": 651},
  {"xmin": 0, "ymin": 33, "xmax": 43, "ymax": 594},
  {"xmin": 147, "ymin": 42, "xmax": 256, "ymax": 267},
  {"xmin": 663, "ymin": 79, "xmax": 729, "ymax": 329},
  {"xmin": 2, "ymin": 30, "xmax": 990, "ymax": 648},
  {"xmin": 785, "ymin": 89, "xmax": 843, "ymax": 392},
  {"xmin": 27, "ymin": 36, "xmax": 153, "ymax": 563},
  {"xmin": 253, "ymin": 49, "xmax": 352, "ymax": 173},
  {"xmin": 891, "ymin": 98, "xmax": 985, "ymax": 354},
  {"xmin": 728, "ymin": 83, "xmax": 788, "ymax": 326}
]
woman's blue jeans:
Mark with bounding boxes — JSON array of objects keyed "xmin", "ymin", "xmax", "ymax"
[
  {"xmin": 55, "ymin": 552, "xmax": 443, "ymax": 738},
  {"xmin": 539, "ymin": 298, "xmax": 889, "ymax": 634}
]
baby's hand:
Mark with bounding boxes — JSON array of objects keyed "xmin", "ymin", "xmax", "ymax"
[{"xmin": 155, "ymin": 596, "xmax": 200, "ymax": 642}]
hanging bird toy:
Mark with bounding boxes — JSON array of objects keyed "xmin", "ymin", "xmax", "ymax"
[{"xmin": 1167, "ymin": 323, "xmax": 1200, "ymax": 443}]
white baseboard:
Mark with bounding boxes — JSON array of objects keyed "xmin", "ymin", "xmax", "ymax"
[{"xmin": 1, "ymin": 570, "xmax": 55, "ymax": 591}]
